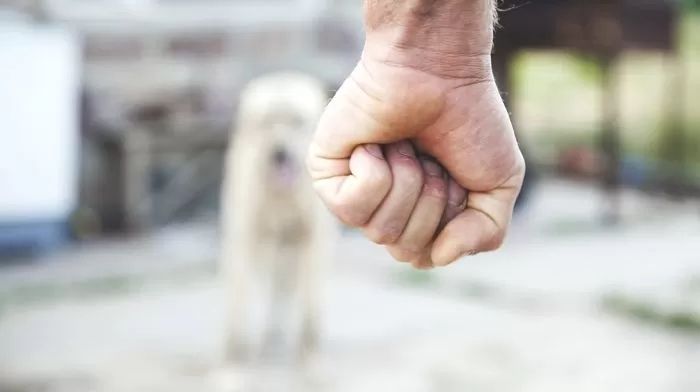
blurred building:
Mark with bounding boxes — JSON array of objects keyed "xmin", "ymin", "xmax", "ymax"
[
  {"xmin": 0, "ymin": 15, "xmax": 80, "ymax": 253},
  {"xmin": 1, "ymin": 0, "xmax": 696, "ymax": 253},
  {"xmin": 493, "ymin": 0, "xmax": 684, "ymax": 221},
  {"xmin": 1, "ymin": 0, "xmax": 364, "ymax": 244}
]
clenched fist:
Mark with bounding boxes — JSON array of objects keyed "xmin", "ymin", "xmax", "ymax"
[{"xmin": 306, "ymin": 0, "xmax": 525, "ymax": 268}]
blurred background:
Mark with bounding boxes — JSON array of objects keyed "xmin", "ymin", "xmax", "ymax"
[{"xmin": 0, "ymin": 0, "xmax": 698, "ymax": 391}]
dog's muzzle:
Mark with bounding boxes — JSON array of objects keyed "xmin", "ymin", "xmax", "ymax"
[{"xmin": 272, "ymin": 147, "xmax": 298, "ymax": 188}]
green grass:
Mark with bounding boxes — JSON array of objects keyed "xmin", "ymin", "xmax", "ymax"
[
  {"xmin": 394, "ymin": 269, "xmax": 437, "ymax": 288},
  {"xmin": 0, "ymin": 275, "xmax": 141, "ymax": 308},
  {"xmin": 0, "ymin": 262, "xmax": 216, "ymax": 315},
  {"xmin": 601, "ymin": 293, "xmax": 700, "ymax": 334},
  {"xmin": 458, "ymin": 280, "xmax": 495, "ymax": 299},
  {"xmin": 542, "ymin": 219, "xmax": 618, "ymax": 237},
  {"xmin": 686, "ymin": 275, "xmax": 700, "ymax": 293},
  {"xmin": 393, "ymin": 269, "xmax": 497, "ymax": 302}
]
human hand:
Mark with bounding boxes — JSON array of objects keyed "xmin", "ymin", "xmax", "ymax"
[
  {"xmin": 306, "ymin": 0, "xmax": 525, "ymax": 268},
  {"xmin": 339, "ymin": 140, "xmax": 466, "ymax": 269}
]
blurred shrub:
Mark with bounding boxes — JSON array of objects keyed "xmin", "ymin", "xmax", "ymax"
[
  {"xmin": 685, "ymin": 0, "xmax": 700, "ymax": 11},
  {"xmin": 602, "ymin": 293, "xmax": 700, "ymax": 334}
]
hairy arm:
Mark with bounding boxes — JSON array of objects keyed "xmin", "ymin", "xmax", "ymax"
[{"xmin": 363, "ymin": 0, "xmax": 497, "ymax": 79}]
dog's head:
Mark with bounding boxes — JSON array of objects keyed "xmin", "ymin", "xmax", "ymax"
[{"xmin": 237, "ymin": 73, "xmax": 327, "ymax": 191}]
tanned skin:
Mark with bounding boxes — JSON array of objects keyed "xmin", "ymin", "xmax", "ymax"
[{"xmin": 307, "ymin": 0, "xmax": 525, "ymax": 269}]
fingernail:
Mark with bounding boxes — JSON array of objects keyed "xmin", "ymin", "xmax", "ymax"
[
  {"xmin": 422, "ymin": 159, "xmax": 442, "ymax": 177},
  {"xmin": 461, "ymin": 249, "xmax": 479, "ymax": 258},
  {"xmin": 433, "ymin": 249, "xmax": 478, "ymax": 268},
  {"xmin": 396, "ymin": 141, "xmax": 415, "ymax": 157},
  {"xmin": 364, "ymin": 144, "xmax": 384, "ymax": 159}
]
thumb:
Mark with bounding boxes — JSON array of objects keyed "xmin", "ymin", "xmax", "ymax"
[{"xmin": 430, "ymin": 174, "xmax": 523, "ymax": 266}]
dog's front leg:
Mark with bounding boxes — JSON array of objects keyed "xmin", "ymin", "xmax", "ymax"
[
  {"xmin": 298, "ymin": 231, "xmax": 326, "ymax": 360},
  {"xmin": 222, "ymin": 232, "xmax": 253, "ymax": 364}
]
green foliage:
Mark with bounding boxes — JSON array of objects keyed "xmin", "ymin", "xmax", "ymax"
[
  {"xmin": 685, "ymin": 0, "xmax": 700, "ymax": 11},
  {"xmin": 656, "ymin": 121, "xmax": 688, "ymax": 167},
  {"xmin": 572, "ymin": 54, "xmax": 604, "ymax": 82},
  {"xmin": 512, "ymin": 12, "xmax": 700, "ymax": 176}
]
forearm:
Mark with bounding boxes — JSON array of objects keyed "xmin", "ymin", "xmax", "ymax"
[{"xmin": 363, "ymin": 0, "xmax": 496, "ymax": 78}]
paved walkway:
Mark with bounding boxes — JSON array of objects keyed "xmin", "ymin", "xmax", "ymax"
[{"xmin": 0, "ymin": 180, "xmax": 698, "ymax": 392}]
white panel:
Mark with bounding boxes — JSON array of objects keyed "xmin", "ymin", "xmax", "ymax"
[{"xmin": 0, "ymin": 23, "xmax": 81, "ymax": 222}]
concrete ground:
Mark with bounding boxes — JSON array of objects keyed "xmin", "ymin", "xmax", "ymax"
[{"xmin": 0, "ymin": 180, "xmax": 699, "ymax": 392}]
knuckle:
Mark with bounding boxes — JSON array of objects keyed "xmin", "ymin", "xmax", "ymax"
[
  {"xmin": 481, "ymin": 230, "xmax": 506, "ymax": 252},
  {"xmin": 329, "ymin": 200, "xmax": 369, "ymax": 227},
  {"xmin": 388, "ymin": 247, "xmax": 414, "ymax": 263},
  {"xmin": 363, "ymin": 167, "xmax": 391, "ymax": 192},
  {"xmin": 399, "ymin": 166, "xmax": 424, "ymax": 190},
  {"xmin": 400, "ymin": 242, "xmax": 426, "ymax": 254},
  {"xmin": 422, "ymin": 176, "xmax": 447, "ymax": 199},
  {"xmin": 364, "ymin": 224, "xmax": 402, "ymax": 245}
]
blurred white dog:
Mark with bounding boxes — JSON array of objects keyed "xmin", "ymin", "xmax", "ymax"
[{"xmin": 220, "ymin": 73, "xmax": 335, "ymax": 364}]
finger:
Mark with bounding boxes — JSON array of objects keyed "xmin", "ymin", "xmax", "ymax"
[
  {"xmin": 307, "ymin": 64, "xmax": 443, "ymax": 229},
  {"xmin": 431, "ymin": 175, "xmax": 522, "ymax": 267},
  {"xmin": 440, "ymin": 178, "xmax": 468, "ymax": 229},
  {"xmin": 388, "ymin": 246, "xmax": 435, "ymax": 270},
  {"xmin": 411, "ymin": 249, "xmax": 435, "ymax": 270},
  {"xmin": 363, "ymin": 141, "xmax": 423, "ymax": 244},
  {"xmin": 388, "ymin": 158, "xmax": 447, "ymax": 259},
  {"xmin": 311, "ymin": 144, "xmax": 392, "ymax": 227}
]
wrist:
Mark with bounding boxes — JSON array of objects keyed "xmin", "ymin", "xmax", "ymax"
[{"xmin": 362, "ymin": 0, "xmax": 496, "ymax": 80}]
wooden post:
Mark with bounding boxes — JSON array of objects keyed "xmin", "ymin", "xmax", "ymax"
[
  {"xmin": 599, "ymin": 55, "xmax": 621, "ymax": 225},
  {"xmin": 123, "ymin": 128, "xmax": 153, "ymax": 231},
  {"xmin": 662, "ymin": 17, "xmax": 688, "ymax": 198}
]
